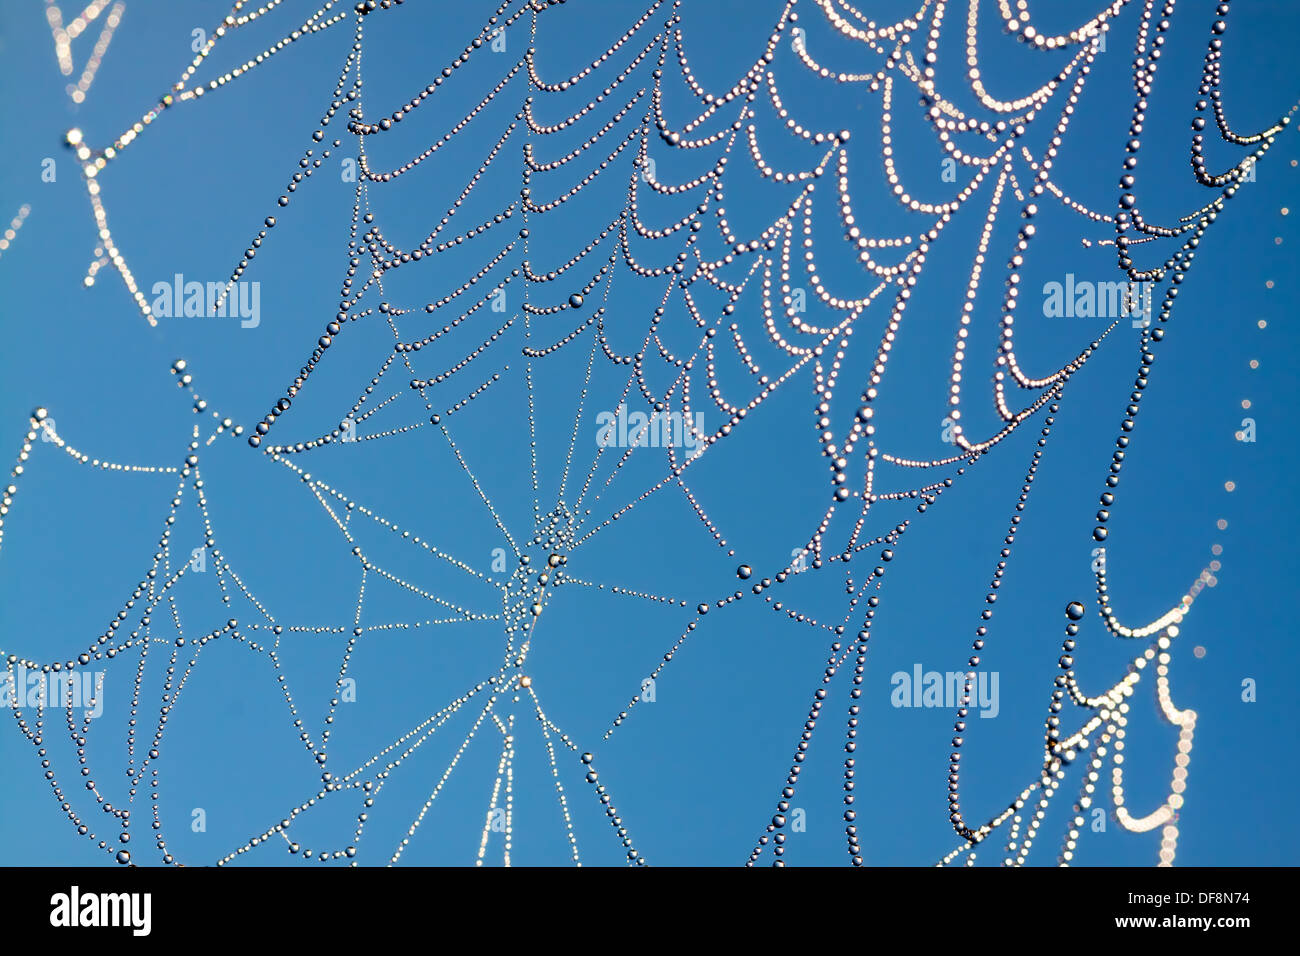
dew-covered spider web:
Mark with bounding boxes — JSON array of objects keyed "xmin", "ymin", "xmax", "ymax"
[{"xmin": 1, "ymin": 0, "xmax": 1294, "ymax": 866}]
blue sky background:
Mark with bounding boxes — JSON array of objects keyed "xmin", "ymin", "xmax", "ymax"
[{"xmin": 0, "ymin": 0, "xmax": 1296, "ymax": 867}]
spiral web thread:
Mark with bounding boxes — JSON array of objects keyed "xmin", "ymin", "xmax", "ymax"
[{"xmin": 1, "ymin": 0, "xmax": 1293, "ymax": 867}]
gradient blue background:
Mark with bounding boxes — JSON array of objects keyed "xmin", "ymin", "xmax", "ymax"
[{"xmin": 0, "ymin": 0, "xmax": 1296, "ymax": 867}]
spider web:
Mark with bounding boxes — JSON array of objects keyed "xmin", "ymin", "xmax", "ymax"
[{"xmin": 1, "ymin": 0, "xmax": 1293, "ymax": 867}]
